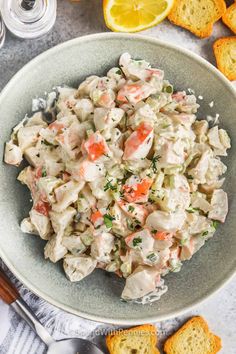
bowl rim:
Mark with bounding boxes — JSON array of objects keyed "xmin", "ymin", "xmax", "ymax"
[{"xmin": 1, "ymin": 32, "xmax": 236, "ymax": 325}]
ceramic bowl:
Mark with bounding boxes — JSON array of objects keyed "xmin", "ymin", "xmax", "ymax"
[{"xmin": 0, "ymin": 33, "xmax": 236, "ymax": 325}]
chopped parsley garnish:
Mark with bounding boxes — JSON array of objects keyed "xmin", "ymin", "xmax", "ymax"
[
  {"xmin": 212, "ymin": 220, "xmax": 220, "ymax": 229},
  {"xmin": 202, "ymin": 231, "xmax": 209, "ymax": 237},
  {"xmin": 42, "ymin": 168, "xmax": 47, "ymax": 177},
  {"xmin": 150, "ymin": 155, "xmax": 161, "ymax": 174},
  {"xmin": 128, "ymin": 205, "xmax": 135, "ymax": 213},
  {"xmin": 186, "ymin": 207, "xmax": 200, "ymax": 213},
  {"xmin": 151, "ymin": 229, "xmax": 157, "ymax": 234},
  {"xmin": 104, "ymin": 180, "xmax": 117, "ymax": 192},
  {"xmin": 103, "ymin": 214, "xmax": 115, "ymax": 229},
  {"xmin": 116, "ymin": 69, "xmax": 122, "ymax": 75},
  {"xmin": 147, "ymin": 253, "xmax": 157, "ymax": 262},
  {"xmin": 132, "ymin": 236, "xmax": 142, "ymax": 247}
]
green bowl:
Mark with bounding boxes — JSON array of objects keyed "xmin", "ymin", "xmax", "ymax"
[{"xmin": 0, "ymin": 33, "xmax": 236, "ymax": 325}]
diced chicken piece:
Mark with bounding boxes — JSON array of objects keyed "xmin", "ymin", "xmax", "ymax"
[
  {"xmin": 160, "ymin": 175, "xmax": 190, "ymax": 212},
  {"xmin": 170, "ymin": 113, "xmax": 196, "ymax": 126},
  {"xmin": 157, "ymin": 139, "xmax": 185, "ymax": 166},
  {"xmin": 193, "ymin": 120, "xmax": 208, "ymax": 142},
  {"xmin": 146, "ymin": 210, "xmax": 186, "ymax": 232},
  {"xmin": 37, "ymin": 177, "xmax": 62, "ymax": 204},
  {"xmin": 44, "ymin": 235, "xmax": 67, "ymax": 263},
  {"xmin": 73, "ymin": 98, "xmax": 94, "ymax": 121},
  {"xmin": 89, "ymin": 177, "xmax": 113, "ymax": 203},
  {"xmin": 153, "ymin": 232, "xmax": 173, "ymax": 251},
  {"xmin": 121, "ymin": 266, "xmax": 159, "ymax": 300},
  {"xmin": 53, "ymin": 180, "xmax": 85, "ymax": 212},
  {"xmin": 49, "ymin": 207, "xmax": 76, "ymax": 237},
  {"xmin": 117, "ymin": 81, "xmax": 156, "ymax": 104},
  {"xmin": 208, "ymin": 126, "xmax": 228, "ymax": 156},
  {"xmin": 189, "ymin": 215, "xmax": 211, "ymax": 234},
  {"xmin": 199, "ymin": 179, "xmax": 225, "ymax": 194},
  {"xmin": 191, "ymin": 193, "xmax": 212, "ymax": 213},
  {"xmin": 123, "ymin": 122, "xmax": 153, "ymax": 160},
  {"xmin": 219, "ymin": 129, "xmax": 231, "ymax": 149},
  {"xmin": 123, "ymin": 176, "xmax": 152, "ymax": 203},
  {"xmin": 67, "ymin": 159, "xmax": 105, "ymax": 182},
  {"xmin": 94, "ymin": 107, "xmax": 124, "ymax": 131},
  {"xmin": 206, "ymin": 157, "xmax": 227, "ymax": 183},
  {"xmin": 91, "ymin": 88, "xmax": 115, "ymax": 108},
  {"xmin": 4, "ymin": 141, "xmax": 23, "ymax": 166},
  {"xmin": 17, "ymin": 125, "xmax": 43, "ymax": 152},
  {"xmin": 29, "ymin": 209, "xmax": 52, "ymax": 240},
  {"xmin": 24, "ymin": 146, "xmax": 42, "ymax": 167},
  {"xmin": 20, "ymin": 217, "xmax": 37, "ymax": 235},
  {"xmin": 180, "ymin": 238, "xmax": 195, "ymax": 261},
  {"xmin": 125, "ymin": 229, "xmax": 154, "ymax": 255},
  {"xmin": 208, "ymin": 189, "xmax": 228, "ymax": 223},
  {"xmin": 55, "ymin": 121, "xmax": 81, "ymax": 158},
  {"xmin": 118, "ymin": 201, "xmax": 148, "ymax": 226},
  {"xmin": 77, "ymin": 76, "xmax": 99, "ymax": 97},
  {"xmin": 80, "ymin": 184, "xmax": 96, "ymax": 208},
  {"xmin": 62, "ymin": 234, "xmax": 87, "ymax": 255},
  {"xmin": 83, "ymin": 132, "xmax": 110, "ymax": 161},
  {"xmin": 25, "ymin": 112, "xmax": 48, "ymax": 128},
  {"xmin": 128, "ymin": 103, "xmax": 156, "ymax": 129},
  {"xmin": 188, "ymin": 151, "xmax": 210, "ymax": 184},
  {"xmin": 63, "ymin": 255, "xmax": 97, "ymax": 282},
  {"xmin": 91, "ymin": 231, "xmax": 114, "ymax": 263}
]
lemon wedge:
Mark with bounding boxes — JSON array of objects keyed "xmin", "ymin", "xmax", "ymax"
[{"xmin": 103, "ymin": 0, "xmax": 174, "ymax": 32}]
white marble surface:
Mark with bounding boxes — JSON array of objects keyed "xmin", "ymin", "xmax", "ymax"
[{"xmin": 0, "ymin": 0, "xmax": 236, "ymax": 353}]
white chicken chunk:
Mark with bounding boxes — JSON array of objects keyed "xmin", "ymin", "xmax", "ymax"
[
  {"xmin": 63, "ymin": 255, "xmax": 97, "ymax": 282},
  {"xmin": 52, "ymin": 180, "xmax": 85, "ymax": 212},
  {"xmin": 49, "ymin": 207, "xmax": 76, "ymax": 237},
  {"xmin": 121, "ymin": 266, "xmax": 159, "ymax": 300},
  {"xmin": 125, "ymin": 229, "xmax": 154, "ymax": 255},
  {"xmin": 44, "ymin": 235, "xmax": 67, "ymax": 263},
  {"xmin": 146, "ymin": 210, "xmax": 186, "ymax": 232},
  {"xmin": 208, "ymin": 189, "xmax": 228, "ymax": 223},
  {"xmin": 62, "ymin": 234, "xmax": 87, "ymax": 255},
  {"xmin": 73, "ymin": 98, "xmax": 94, "ymax": 121},
  {"xmin": 4, "ymin": 141, "xmax": 23, "ymax": 166},
  {"xmin": 91, "ymin": 231, "xmax": 114, "ymax": 263},
  {"xmin": 94, "ymin": 107, "xmax": 124, "ymax": 131},
  {"xmin": 17, "ymin": 125, "xmax": 43, "ymax": 152},
  {"xmin": 29, "ymin": 209, "xmax": 52, "ymax": 240},
  {"xmin": 20, "ymin": 217, "xmax": 37, "ymax": 235}
]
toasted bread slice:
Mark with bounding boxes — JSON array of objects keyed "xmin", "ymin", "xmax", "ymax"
[
  {"xmin": 106, "ymin": 324, "xmax": 160, "ymax": 354},
  {"xmin": 164, "ymin": 316, "xmax": 222, "ymax": 354},
  {"xmin": 213, "ymin": 37, "xmax": 236, "ymax": 81},
  {"xmin": 222, "ymin": 3, "xmax": 236, "ymax": 34},
  {"xmin": 168, "ymin": 0, "xmax": 226, "ymax": 38}
]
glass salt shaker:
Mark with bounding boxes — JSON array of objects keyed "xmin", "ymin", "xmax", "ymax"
[
  {"xmin": 0, "ymin": 11, "xmax": 6, "ymax": 48},
  {"xmin": 1, "ymin": 0, "xmax": 57, "ymax": 39}
]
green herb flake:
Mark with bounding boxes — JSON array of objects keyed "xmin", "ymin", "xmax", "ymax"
[
  {"xmin": 186, "ymin": 207, "xmax": 200, "ymax": 213},
  {"xmin": 212, "ymin": 220, "xmax": 220, "ymax": 230},
  {"xmin": 128, "ymin": 205, "xmax": 135, "ymax": 213},
  {"xmin": 116, "ymin": 69, "xmax": 122, "ymax": 75},
  {"xmin": 151, "ymin": 229, "xmax": 157, "ymax": 234},
  {"xmin": 42, "ymin": 168, "xmax": 47, "ymax": 177},
  {"xmin": 150, "ymin": 155, "xmax": 161, "ymax": 174},
  {"xmin": 147, "ymin": 253, "xmax": 157, "ymax": 262},
  {"xmin": 202, "ymin": 231, "xmax": 209, "ymax": 237},
  {"xmin": 104, "ymin": 180, "xmax": 117, "ymax": 192},
  {"xmin": 132, "ymin": 236, "xmax": 142, "ymax": 247},
  {"xmin": 103, "ymin": 214, "xmax": 115, "ymax": 229}
]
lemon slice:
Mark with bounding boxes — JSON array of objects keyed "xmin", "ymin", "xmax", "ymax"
[{"xmin": 103, "ymin": 0, "xmax": 174, "ymax": 32}]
